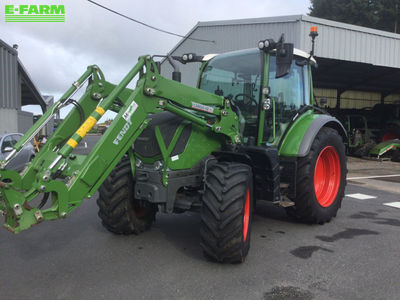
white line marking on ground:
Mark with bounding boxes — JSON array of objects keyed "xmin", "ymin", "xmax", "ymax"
[
  {"xmin": 348, "ymin": 174, "xmax": 400, "ymax": 180},
  {"xmin": 383, "ymin": 202, "xmax": 400, "ymax": 209},
  {"xmin": 84, "ymin": 142, "xmax": 88, "ymax": 148},
  {"xmin": 346, "ymin": 193, "xmax": 377, "ymax": 200}
]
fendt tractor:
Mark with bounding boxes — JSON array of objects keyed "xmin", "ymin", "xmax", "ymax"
[{"xmin": 0, "ymin": 28, "xmax": 347, "ymax": 263}]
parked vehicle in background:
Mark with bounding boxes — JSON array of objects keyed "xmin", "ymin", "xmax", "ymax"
[
  {"xmin": 328, "ymin": 103, "xmax": 400, "ymax": 159},
  {"xmin": 0, "ymin": 133, "xmax": 35, "ymax": 171}
]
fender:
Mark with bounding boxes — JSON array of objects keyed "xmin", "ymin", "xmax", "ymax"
[
  {"xmin": 279, "ymin": 113, "xmax": 347, "ymax": 157},
  {"xmin": 298, "ymin": 115, "xmax": 347, "ymax": 157}
]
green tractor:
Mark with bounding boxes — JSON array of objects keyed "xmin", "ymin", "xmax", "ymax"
[{"xmin": 0, "ymin": 29, "xmax": 347, "ymax": 263}]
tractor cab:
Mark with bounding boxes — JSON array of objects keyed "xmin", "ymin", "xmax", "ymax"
[{"xmin": 198, "ymin": 47, "xmax": 315, "ymax": 146}]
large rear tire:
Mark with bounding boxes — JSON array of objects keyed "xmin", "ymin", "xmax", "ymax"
[
  {"xmin": 97, "ymin": 157, "xmax": 157, "ymax": 234},
  {"xmin": 286, "ymin": 127, "xmax": 347, "ymax": 224},
  {"xmin": 200, "ymin": 162, "xmax": 253, "ymax": 263}
]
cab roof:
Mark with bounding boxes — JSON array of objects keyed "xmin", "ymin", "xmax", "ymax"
[{"xmin": 202, "ymin": 48, "xmax": 317, "ymax": 65}]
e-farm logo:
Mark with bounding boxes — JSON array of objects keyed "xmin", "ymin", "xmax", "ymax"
[{"xmin": 4, "ymin": 4, "xmax": 65, "ymax": 22}]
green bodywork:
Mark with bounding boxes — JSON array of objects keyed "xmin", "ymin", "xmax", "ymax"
[
  {"xmin": 369, "ymin": 140, "xmax": 400, "ymax": 157},
  {"xmin": 278, "ymin": 111, "xmax": 318, "ymax": 156},
  {"xmin": 0, "ymin": 48, "xmax": 323, "ymax": 233}
]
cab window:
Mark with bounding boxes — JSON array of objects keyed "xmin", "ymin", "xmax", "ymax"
[
  {"xmin": 269, "ymin": 56, "xmax": 305, "ymax": 120},
  {"xmin": 200, "ymin": 49, "xmax": 263, "ymax": 140}
]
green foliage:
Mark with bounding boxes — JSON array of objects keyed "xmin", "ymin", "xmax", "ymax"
[{"xmin": 309, "ymin": 0, "xmax": 400, "ymax": 33}]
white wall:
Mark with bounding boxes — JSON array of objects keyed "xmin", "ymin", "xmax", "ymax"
[
  {"xmin": 0, "ymin": 108, "xmax": 18, "ymax": 133},
  {"xmin": 18, "ymin": 110, "xmax": 33, "ymax": 134}
]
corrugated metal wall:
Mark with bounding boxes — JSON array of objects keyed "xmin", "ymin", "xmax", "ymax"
[
  {"xmin": 17, "ymin": 110, "xmax": 33, "ymax": 134},
  {"xmin": 314, "ymin": 88, "xmax": 400, "ymax": 109},
  {"xmin": 162, "ymin": 15, "xmax": 400, "ymax": 89},
  {"xmin": 0, "ymin": 41, "xmax": 19, "ymax": 109}
]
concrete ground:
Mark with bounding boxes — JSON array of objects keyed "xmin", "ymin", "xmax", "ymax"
[
  {"xmin": 347, "ymin": 156, "xmax": 400, "ymax": 195},
  {"xmin": 0, "ymin": 135, "xmax": 399, "ymax": 299}
]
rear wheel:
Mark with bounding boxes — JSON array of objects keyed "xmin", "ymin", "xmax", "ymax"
[
  {"xmin": 200, "ymin": 162, "xmax": 253, "ymax": 263},
  {"xmin": 97, "ymin": 157, "xmax": 157, "ymax": 234},
  {"xmin": 286, "ymin": 127, "xmax": 347, "ymax": 224}
]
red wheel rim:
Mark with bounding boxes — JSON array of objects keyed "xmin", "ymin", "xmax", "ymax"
[
  {"xmin": 243, "ymin": 188, "xmax": 250, "ymax": 242},
  {"xmin": 314, "ymin": 146, "xmax": 341, "ymax": 207},
  {"xmin": 382, "ymin": 132, "xmax": 398, "ymax": 142}
]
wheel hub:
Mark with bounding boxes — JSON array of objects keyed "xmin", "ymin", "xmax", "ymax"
[{"xmin": 314, "ymin": 146, "xmax": 341, "ymax": 207}]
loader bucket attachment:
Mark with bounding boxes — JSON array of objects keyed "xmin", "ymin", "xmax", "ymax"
[
  {"xmin": 0, "ymin": 169, "xmax": 70, "ymax": 233},
  {"xmin": 0, "ymin": 184, "xmax": 41, "ymax": 233},
  {"xmin": 0, "ymin": 57, "xmax": 149, "ymax": 233}
]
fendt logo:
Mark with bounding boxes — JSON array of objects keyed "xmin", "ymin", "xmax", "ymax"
[{"xmin": 4, "ymin": 4, "xmax": 65, "ymax": 22}]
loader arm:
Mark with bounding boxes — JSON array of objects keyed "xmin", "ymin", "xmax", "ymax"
[{"xmin": 0, "ymin": 55, "xmax": 240, "ymax": 233}]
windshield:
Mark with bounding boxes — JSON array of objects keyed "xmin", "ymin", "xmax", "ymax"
[{"xmin": 199, "ymin": 49, "xmax": 263, "ymax": 139}]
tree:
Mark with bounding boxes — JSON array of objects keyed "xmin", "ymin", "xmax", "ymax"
[{"xmin": 309, "ymin": 0, "xmax": 400, "ymax": 33}]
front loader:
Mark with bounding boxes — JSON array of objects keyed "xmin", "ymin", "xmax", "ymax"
[{"xmin": 0, "ymin": 28, "xmax": 347, "ymax": 263}]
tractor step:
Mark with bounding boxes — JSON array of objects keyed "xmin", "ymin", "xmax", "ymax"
[{"xmin": 273, "ymin": 199, "xmax": 295, "ymax": 207}]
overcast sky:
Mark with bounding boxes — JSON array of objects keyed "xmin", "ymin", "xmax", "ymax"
[{"xmin": 1, "ymin": 0, "xmax": 310, "ymax": 116}]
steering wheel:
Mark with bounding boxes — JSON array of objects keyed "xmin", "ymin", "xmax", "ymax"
[{"xmin": 234, "ymin": 94, "xmax": 258, "ymax": 106}]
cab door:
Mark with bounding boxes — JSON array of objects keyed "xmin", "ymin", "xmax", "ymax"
[{"xmin": 260, "ymin": 55, "xmax": 309, "ymax": 145}]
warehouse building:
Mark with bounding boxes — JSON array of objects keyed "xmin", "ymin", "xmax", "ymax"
[
  {"xmin": 161, "ymin": 15, "xmax": 400, "ymax": 109},
  {"xmin": 0, "ymin": 39, "xmax": 51, "ymax": 134}
]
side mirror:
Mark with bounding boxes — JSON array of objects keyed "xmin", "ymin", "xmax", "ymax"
[
  {"xmin": 3, "ymin": 146, "xmax": 13, "ymax": 153},
  {"xmin": 275, "ymin": 43, "xmax": 294, "ymax": 78}
]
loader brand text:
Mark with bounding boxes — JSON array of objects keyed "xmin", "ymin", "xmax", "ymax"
[
  {"xmin": 113, "ymin": 123, "xmax": 130, "ymax": 146},
  {"xmin": 4, "ymin": 5, "xmax": 65, "ymax": 22},
  {"xmin": 114, "ymin": 101, "xmax": 139, "ymax": 145}
]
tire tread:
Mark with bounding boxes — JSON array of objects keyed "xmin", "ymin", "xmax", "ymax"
[
  {"xmin": 97, "ymin": 156, "xmax": 156, "ymax": 235},
  {"xmin": 200, "ymin": 162, "xmax": 252, "ymax": 263}
]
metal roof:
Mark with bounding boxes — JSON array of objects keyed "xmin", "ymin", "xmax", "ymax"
[
  {"xmin": 167, "ymin": 15, "xmax": 400, "ymax": 68},
  {"xmin": 197, "ymin": 15, "xmax": 400, "ymax": 39},
  {"xmin": 0, "ymin": 39, "xmax": 19, "ymax": 109},
  {"xmin": 0, "ymin": 39, "xmax": 46, "ymax": 111},
  {"xmin": 18, "ymin": 57, "xmax": 47, "ymax": 110}
]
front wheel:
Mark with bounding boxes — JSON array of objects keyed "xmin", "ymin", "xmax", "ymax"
[
  {"xmin": 200, "ymin": 162, "xmax": 253, "ymax": 263},
  {"xmin": 286, "ymin": 127, "xmax": 347, "ymax": 224},
  {"xmin": 97, "ymin": 157, "xmax": 157, "ymax": 234}
]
